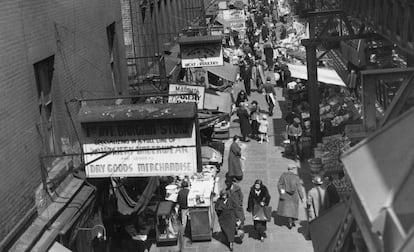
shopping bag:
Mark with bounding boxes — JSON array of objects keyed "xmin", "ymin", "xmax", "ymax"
[{"xmin": 253, "ymin": 205, "xmax": 268, "ymax": 221}]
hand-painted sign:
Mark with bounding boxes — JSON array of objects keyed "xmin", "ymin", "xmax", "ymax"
[
  {"xmin": 181, "ymin": 43, "xmax": 223, "ymax": 68},
  {"xmin": 83, "ymin": 122, "xmax": 197, "ymax": 177},
  {"xmin": 168, "ymin": 83, "xmax": 205, "ymax": 109}
]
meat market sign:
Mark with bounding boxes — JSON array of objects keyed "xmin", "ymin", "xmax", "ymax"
[
  {"xmin": 179, "ymin": 36, "xmax": 223, "ymax": 68},
  {"xmin": 78, "ymin": 103, "xmax": 200, "ymax": 178}
]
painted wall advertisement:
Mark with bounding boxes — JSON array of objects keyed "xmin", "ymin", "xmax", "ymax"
[
  {"xmin": 168, "ymin": 83, "xmax": 205, "ymax": 109},
  {"xmin": 83, "ymin": 122, "xmax": 197, "ymax": 177},
  {"xmin": 180, "ymin": 43, "xmax": 223, "ymax": 68}
]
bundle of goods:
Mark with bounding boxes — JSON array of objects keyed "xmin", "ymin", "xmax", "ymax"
[
  {"xmin": 313, "ymin": 135, "xmax": 351, "ymax": 175},
  {"xmin": 332, "ymin": 175, "xmax": 353, "ymax": 200},
  {"xmin": 319, "ymin": 95, "xmax": 361, "ymax": 134}
]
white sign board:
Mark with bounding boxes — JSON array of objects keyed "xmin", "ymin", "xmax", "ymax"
[
  {"xmin": 168, "ymin": 83, "xmax": 205, "ymax": 109},
  {"xmin": 222, "ymin": 10, "xmax": 245, "ymax": 20},
  {"xmin": 83, "ymin": 122, "xmax": 197, "ymax": 177},
  {"xmin": 181, "ymin": 43, "xmax": 223, "ymax": 68}
]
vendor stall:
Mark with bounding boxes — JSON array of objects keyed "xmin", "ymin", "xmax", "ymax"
[
  {"xmin": 163, "ymin": 164, "xmax": 219, "ymax": 242},
  {"xmin": 77, "ymin": 101, "xmax": 204, "ymax": 249}
]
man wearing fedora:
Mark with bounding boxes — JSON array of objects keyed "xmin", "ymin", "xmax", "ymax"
[{"xmin": 306, "ymin": 175, "xmax": 330, "ymax": 222}]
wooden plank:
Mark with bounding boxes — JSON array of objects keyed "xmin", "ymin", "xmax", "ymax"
[
  {"xmin": 380, "ymin": 73, "xmax": 414, "ymax": 126},
  {"xmin": 362, "ymin": 77, "xmax": 379, "ymax": 132}
]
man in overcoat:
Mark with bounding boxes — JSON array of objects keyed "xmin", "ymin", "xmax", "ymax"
[
  {"xmin": 277, "ymin": 164, "xmax": 304, "ymax": 228},
  {"xmin": 227, "ymin": 135, "xmax": 244, "ymax": 181}
]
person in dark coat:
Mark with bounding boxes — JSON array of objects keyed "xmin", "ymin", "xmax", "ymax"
[
  {"xmin": 237, "ymin": 102, "xmax": 252, "ymax": 142},
  {"xmin": 277, "ymin": 164, "xmax": 304, "ymax": 229},
  {"xmin": 250, "ymin": 100, "xmax": 261, "ymax": 140},
  {"xmin": 227, "ymin": 135, "xmax": 244, "ymax": 181},
  {"xmin": 235, "ymin": 90, "xmax": 248, "ymax": 107},
  {"xmin": 262, "ymin": 76, "xmax": 277, "ymax": 116},
  {"xmin": 247, "ymin": 179, "xmax": 271, "ymax": 241},
  {"xmin": 215, "ymin": 190, "xmax": 242, "ymax": 251},
  {"xmin": 243, "ymin": 57, "xmax": 253, "ymax": 95},
  {"xmin": 261, "ymin": 24, "xmax": 269, "ymax": 41},
  {"xmin": 324, "ymin": 175, "xmax": 340, "ymax": 207},
  {"xmin": 263, "ymin": 40, "xmax": 274, "ymax": 71},
  {"xmin": 225, "ymin": 178, "xmax": 245, "ymax": 233}
]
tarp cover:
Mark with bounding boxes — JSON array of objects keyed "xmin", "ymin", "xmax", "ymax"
[
  {"xmin": 287, "ymin": 63, "xmax": 346, "ymax": 86},
  {"xmin": 204, "ymin": 90, "xmax": 233, "ymax": 114},
  {"xmin": 198, "ymin": 109, "xmax": 228, "ymax": 130},
  {"xmin": 204, "ymin": 62, "xmax": 238, "ymax": 83},
  {"xmin": 341, "ymin": 107, "xmax": 414, "ymax": 224}
]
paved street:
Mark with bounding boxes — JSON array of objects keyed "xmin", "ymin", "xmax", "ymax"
[{"xmin": 151, "ymin": 75, "xmax": 314, "ymax": 252}]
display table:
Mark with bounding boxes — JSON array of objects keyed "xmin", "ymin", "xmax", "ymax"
[{"xmin": 186, "ymin": 172, "xmax": 218, "ymax": 241}]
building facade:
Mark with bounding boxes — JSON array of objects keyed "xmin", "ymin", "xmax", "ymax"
[
  {"xmin": 0, "ymin": 0, "xmax": 128, "ymax": 247},
  {"xmin": 120, "ymin": 0, "xmax": 211, "ymax": 86}
]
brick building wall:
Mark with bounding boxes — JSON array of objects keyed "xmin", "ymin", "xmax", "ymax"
[{"xmin": 0, "ymin": 0, "xmax": 127, "ymax": 242}]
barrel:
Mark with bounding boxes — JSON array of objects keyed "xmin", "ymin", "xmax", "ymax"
[{"xmin": 308, "ymin": 158, "xmax": 323, "ymax": 174}]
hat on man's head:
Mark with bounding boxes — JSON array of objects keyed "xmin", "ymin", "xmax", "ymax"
[
  {"xmin": 266, "ymin": 76, "xmax": 271, "ymax": 81},
  {"xmin": 312, "ymin": 175, "xmax": 323, "ymax": 185},
  {"xmin": 262, "ymin": 114, "xmax": 267, "ymax": 120},
  {"xmin": 287, "ymin": 163, "xmax": 298, "ymax": 170},
  {"xmin": 293, "ymin": 117, "xmax": 301, "ymax": 123}
]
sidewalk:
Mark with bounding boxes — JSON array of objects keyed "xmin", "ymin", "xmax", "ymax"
[
  {"xmin": 150, "ymin": 76, "xmax": 314, "ymax": 252},
  {"xmin": 213, "ymin": 77, "xmax": 314, "ymax": 252}
]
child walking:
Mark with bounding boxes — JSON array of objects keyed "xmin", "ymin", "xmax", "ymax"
[{"xmin": 258, "ymin": 114, "xmax": 270, "ymax": 144}]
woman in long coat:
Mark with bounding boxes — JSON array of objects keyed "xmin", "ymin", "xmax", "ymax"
[
  {"xmin": 247, "ymin": 179, "xmax": 271, "ymax": 241},
  {"xmin": 227, "ymin": 135, "xmax": 244, "ymax": 181},
  {"xmin": 237, "ymin": 102, "xmax": 252, "ymax": 142},
  {"xmin": 215, "ymin": 191, "xmax": 242, "ymax": 251},
  {"xmin": 277, "ymin": 164, "xmax": 304, "ymax": 228}
]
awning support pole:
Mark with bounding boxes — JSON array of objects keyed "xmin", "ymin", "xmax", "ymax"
[{"xmin": 306, "ymin": 44, "xmax": 322, "ymax": 146}]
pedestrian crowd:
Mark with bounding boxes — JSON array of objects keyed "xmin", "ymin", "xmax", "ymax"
[{"xmin": 173, "ymin": 0, "xmax": 344, "ymax": 251}]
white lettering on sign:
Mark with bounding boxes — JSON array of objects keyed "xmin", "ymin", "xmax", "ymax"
[
  {"xmin": 83, "ymin": 124, "xmax": 198, "ymax": 178},
  {"xmin": 181, "ymin": 44, "xmax": 224, "ymax": 68}
]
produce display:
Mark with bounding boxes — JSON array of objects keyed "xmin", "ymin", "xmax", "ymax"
[{"xmin": 312, "ymin": 135, "xmax": 353, "ymax": 197}]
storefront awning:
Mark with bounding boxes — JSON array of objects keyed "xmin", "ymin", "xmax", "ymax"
[
  {"xmin": 204, "ymin": 90, "xmax": 233, "ymax": 114},
  {"xmin": 341, "ymin": 107, "xmax": 414, "ymax": 229},
  {"xmin": 309, "ymin": 202, "xmax": 349, "ymax": 252},
  {"xmin": 10, "ymin": 175, "xmax": 96, "ymax": 252},
  {"xmin": 198, "ymin": 109, "xmax": 229, "ymax": 130},
  {"xmin": 287, "ymin": 63, "xmax": 346, "ymax": 86},
  {"xmin": 178, "ymin": 35, "xmax": 223, "ymax": 45},
  {"xmin": 78, "ymin": 103, "xmax": 197, "ymax": 123},
  {"xmin": 147, "ymin": 44, "xmax": 181, "ymax": 79},
  {"xmin": 204, "ymin": 62, "xmax": 238, "ymax": 83}
]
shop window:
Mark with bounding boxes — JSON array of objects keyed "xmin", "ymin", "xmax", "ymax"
[{"xmin": 34, "ymin": 55, "xmax": 56, "ymax": 155}]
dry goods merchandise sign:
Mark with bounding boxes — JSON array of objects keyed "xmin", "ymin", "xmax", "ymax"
[
  {"xmin": 83, "ymin": 122, "xmax": 197, "ymax": 178},
  {"xmin": 181, "ymin": 43, "xmax": 223, "ymax": 68},
  {"xmin": 168, "ymin": 84, "xmax": 205, "ymax": 110}
]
